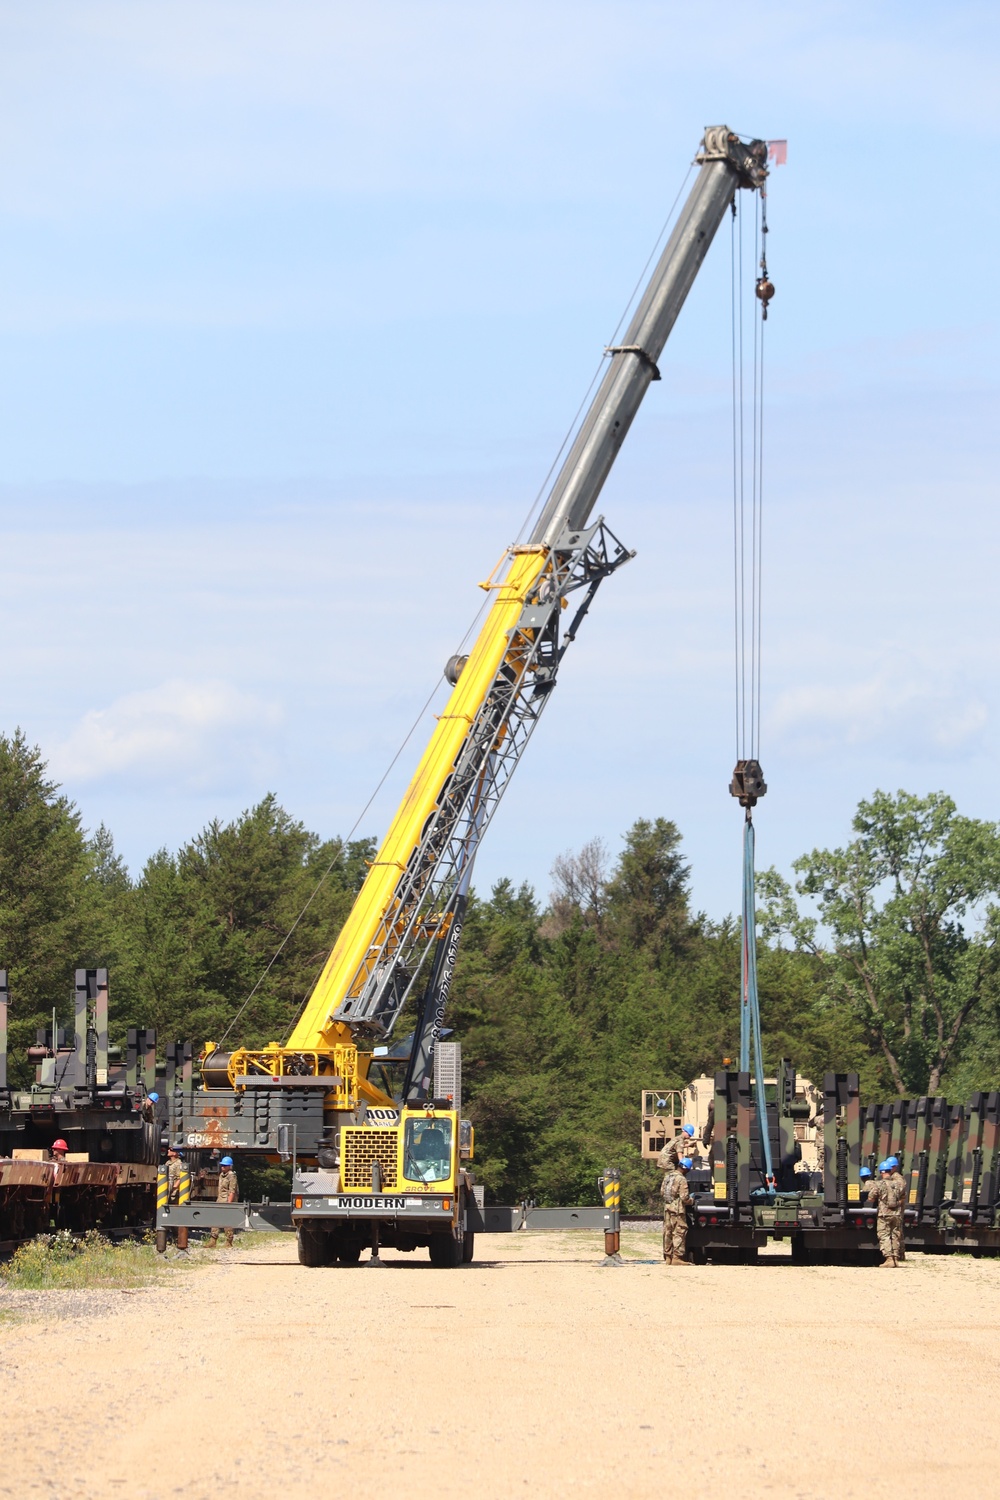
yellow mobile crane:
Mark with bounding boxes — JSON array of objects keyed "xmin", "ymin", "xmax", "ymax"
[{"xmin": 164, "ymin": 127, "xmax": 769, "ymax": 1266}]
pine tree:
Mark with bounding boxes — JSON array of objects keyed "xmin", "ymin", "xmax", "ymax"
[{"xmin": 0, "ymin": 731, "xmax": 106, "ymax": 1085}]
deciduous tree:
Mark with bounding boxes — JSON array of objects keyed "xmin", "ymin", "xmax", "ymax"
[{"xmin": 759, "ymin": 790, "xmax": 1000, "ymax": 1094}]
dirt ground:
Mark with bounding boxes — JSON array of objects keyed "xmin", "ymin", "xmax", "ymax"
[{"xmin": 1, "ymin": 1226, "xmax": 997, "ymax": 1500}]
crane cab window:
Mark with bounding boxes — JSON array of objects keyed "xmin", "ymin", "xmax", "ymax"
[{"xmin": 403, "ymin": 1118, "xmax": 453, "ymax": 1184}]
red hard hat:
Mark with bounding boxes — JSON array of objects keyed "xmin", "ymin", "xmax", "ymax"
[{"xmin": 52, "ymin": 1139, "xmax": 69, "ymax": 1152}]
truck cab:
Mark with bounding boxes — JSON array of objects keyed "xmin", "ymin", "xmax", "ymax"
[{"xmin": 292, "ymin": 1104, "xmax": 477, "ymax": 1267}]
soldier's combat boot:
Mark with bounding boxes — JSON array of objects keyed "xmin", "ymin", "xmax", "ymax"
[{"xmin": 206, "ymin": 1235, "xmax": 218, "ymax": 1249}]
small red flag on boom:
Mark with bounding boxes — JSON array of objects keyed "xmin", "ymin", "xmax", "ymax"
[{"xmin": 767, "ymin": 139, "xmax": 788, "ymax": 166}]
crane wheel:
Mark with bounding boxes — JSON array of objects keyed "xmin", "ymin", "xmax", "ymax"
[
  {"xmin": 429, "ymin": 1232, "xmax": 464, "ymax": 1267},
  {"xmin": 337, "ymin": 1240, "xmax": 363, "ymax": 1265},
  {"xmin": 296, "ymin": 1226, "xmax": 328, "ymax": 1267},
  {"xmin": 462, "ymin": 1230, "xmax": 475, "ymax": 1264}
]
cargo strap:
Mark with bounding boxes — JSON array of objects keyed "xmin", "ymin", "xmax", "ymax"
[{"xmin": 741, "ymin": 815, "xmax": 773, "ymax": 1187}]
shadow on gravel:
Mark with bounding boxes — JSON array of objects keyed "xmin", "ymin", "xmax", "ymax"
[{"xmin": 222, "ymin": 1256, "xmax": 618, "ymax": 1269}]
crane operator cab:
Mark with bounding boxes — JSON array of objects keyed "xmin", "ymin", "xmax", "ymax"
[{"xmin": 403, "ymin": 1116, "xmax": 453, "ymax": 1184}]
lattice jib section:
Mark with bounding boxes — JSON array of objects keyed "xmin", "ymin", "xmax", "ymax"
[
  {"xmin": 334, "ymin": 522, "xmax": 634, "ymax": 1036},
  {"xmin": 340, "ymin": 1127, "xmax": 399, "ymax": 1190}
]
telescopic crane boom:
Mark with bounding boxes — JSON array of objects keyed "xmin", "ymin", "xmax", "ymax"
[{"xmin": 203, "ymin": 126, "xmax": 768, "ymax": 1120}]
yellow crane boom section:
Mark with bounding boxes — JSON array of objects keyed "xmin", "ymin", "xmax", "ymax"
[{"xmin": 287, "ymin": 545, "xmax": 549, "ymax": 1052}]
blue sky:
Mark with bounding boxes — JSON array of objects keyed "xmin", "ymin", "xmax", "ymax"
[{"xmin": 0, "ymin": 2, "xmax": 997, "ymax": 918}]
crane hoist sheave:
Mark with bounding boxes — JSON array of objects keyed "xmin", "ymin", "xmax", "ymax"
[{"xmin": 200, "ymin": 125, "xmax": 770, "ymax": 1128}]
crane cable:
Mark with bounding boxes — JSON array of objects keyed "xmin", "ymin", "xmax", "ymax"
[
  {"xmin": 515, "ymin": 161, "xmax": 695, "ymax": 546},
  {"xmin": 223, "ymin": 158, "xmax": 702, "ymax": 1045},
  {"xmin": 218, "ymin": 672, "xmax": 447, "ymax": 1047},
  {"xmin": 730, "ymin": 182, "xmax": 773, "ymax": 1189}
]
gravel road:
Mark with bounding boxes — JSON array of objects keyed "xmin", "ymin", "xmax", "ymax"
[{"xmin": 1, "ymin": 1227, "xmax": 997, "ymax": 1499}]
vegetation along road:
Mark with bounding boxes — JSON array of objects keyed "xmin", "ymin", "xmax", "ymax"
[{"xmin": 1, "ymin": 1228, "xmax": 998, "ymax": 1499}]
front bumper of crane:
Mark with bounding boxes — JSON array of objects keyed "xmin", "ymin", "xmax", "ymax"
[{"xmin": 293, "ymin": 1192, "xmax": 456, "ymax": 1221}]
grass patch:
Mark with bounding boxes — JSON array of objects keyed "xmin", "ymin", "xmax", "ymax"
[
  {"xmin": 621, "ymin": 1225, "xmax": 663, "ymax": 1254},
  {"xmin": 0, "ymin": 1230, "xmax": 165, "ymax": 1291}
]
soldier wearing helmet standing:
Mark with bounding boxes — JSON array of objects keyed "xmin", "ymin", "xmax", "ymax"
[
  {"xmin": 867, "ymin": 1156, "xmax": 907, "ymax": 1267},
  {"xmin": 657, "ymin": 1121, "xmax": 697, "ymax": 1173},
  {"xmin": 887, "ymin": 1155, "xmax": 907, "ymax": 1262},
  {"xmin": 662, "ymin": 1156, "xmax": 693, "ymax": 1266},
  {"xmin": 50, "ymin": 1139, "xmax": 69, "ymax": 1172},
  {"xmin": 207, "ymin": 1156, "xmax": 239, "ymax": 1248}
]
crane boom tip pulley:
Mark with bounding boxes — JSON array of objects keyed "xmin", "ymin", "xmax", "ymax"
[{"xmin": 695, "ymin": 126, "xmax": 769, "ymax": 188}]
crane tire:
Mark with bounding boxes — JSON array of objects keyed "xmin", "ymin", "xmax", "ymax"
[
  {"xmin": 429, "ymin": 1231, "xmax": 463, "ymax": 1267},
  {"xmin": 297, "ymin": 1226, "xmax": 328, "ymax": 1267}
]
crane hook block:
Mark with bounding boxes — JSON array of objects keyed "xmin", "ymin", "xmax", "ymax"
[
  {"xmin": 755, "ymin": 277, "xmax": 775, "ymax": 320},
  {"xmin": 730, "ymin": 759, "xmax": 767, "ymax": 808}
]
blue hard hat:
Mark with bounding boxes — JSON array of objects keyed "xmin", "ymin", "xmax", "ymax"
[
  {"xmin": 148, "ymin": 1091, "xmax": 159, "ymax": 1103},
  {"xmin": 680, "ymin": 1157, "xmax": 693, "ymax": 1170},
  {"xmin": 885, "ymin": 1155, "xmax": 899, "ymax": 1171},
  {"xmin": 859, "ymin": 1167, "xmax": 872, "ymax": 1179},
  {"xmin": 877, "ymin": 1159, "xmax": 888, "ymax": 1172},
  {"xmin": 220, "ymin": 1156, "xmax": 234, "ymax": 1167},
  {"xmin": 682, "ymin": 1124, "xmax": 695, "ymax": 1137}
]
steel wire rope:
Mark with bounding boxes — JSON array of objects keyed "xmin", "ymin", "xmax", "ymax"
[
  {"xmin": 731, "ymin": 193, "xmax": 767, "ymax": 763},
  {"xmin": 223, "ymin": 155, "xmax": 700, "ymax": 1048},
  {"xmin": 218, "ymin": 671, "xmax": 452, "ymax": 1047},
  {"xmin": 736, "ymin": 196, "xmax": 747, "ymax": 756},
  {"xmin": 731, "ymin": 178, "xmax": 771, "ymax": 1184},
  {"xmin": 754, "ymin": 211, "xmax": 766, "ymax": 764},
  {"xmin": 222, "ymin": 508, "xmax": 514, "ymax": 1044},
  {"xmin": 750, "ymin": 191, "xmax": 761, "ymax": 761},
  {"xmin": 730, "ymin": 202, "xmax": 741, "ymax": 760},
  {"xmin": 221, "ymin": 541, "xmax": 505, "ymax": 1046},
  {"xmin": 514, "ymin": 162, "xmax": 695, "ymax": 545}
]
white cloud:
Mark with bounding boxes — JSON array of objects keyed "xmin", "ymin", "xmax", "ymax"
[
  {"xmin": 49, "ymin": 679, "xmax": 281, "ymax": 786},
  {"xmin": 771, "ymin": 673, "xmax": 989, "ymax": 758}
]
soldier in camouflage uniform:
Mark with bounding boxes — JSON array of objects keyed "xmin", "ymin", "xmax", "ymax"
[
  {"xmin": 888, "ymin": 1156, "xmax": 907, "ymax": 1262},
  {"xmin": 657, "ymin": 1122, "xmax": 697, "ymax": 1173},
  {"xmin": 165, "ymin": 1146, "xmax": 184, "ymax": 1203},
  {"xmin": 662, "ymin": 1157, "xmax": 693, "ymax": 1265},
  {"xmin": 207, "ymin": 1156, "xmax": 239, "ymax": 1248},
  {"xmin": 867, "ymin": 1156, "xmax": 906, "ymax": 1266}
]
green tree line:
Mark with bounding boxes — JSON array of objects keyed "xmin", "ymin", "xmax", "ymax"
[{"xmin": 2, "ymin": 730, "xmax": 999, "ymax": 1208}]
